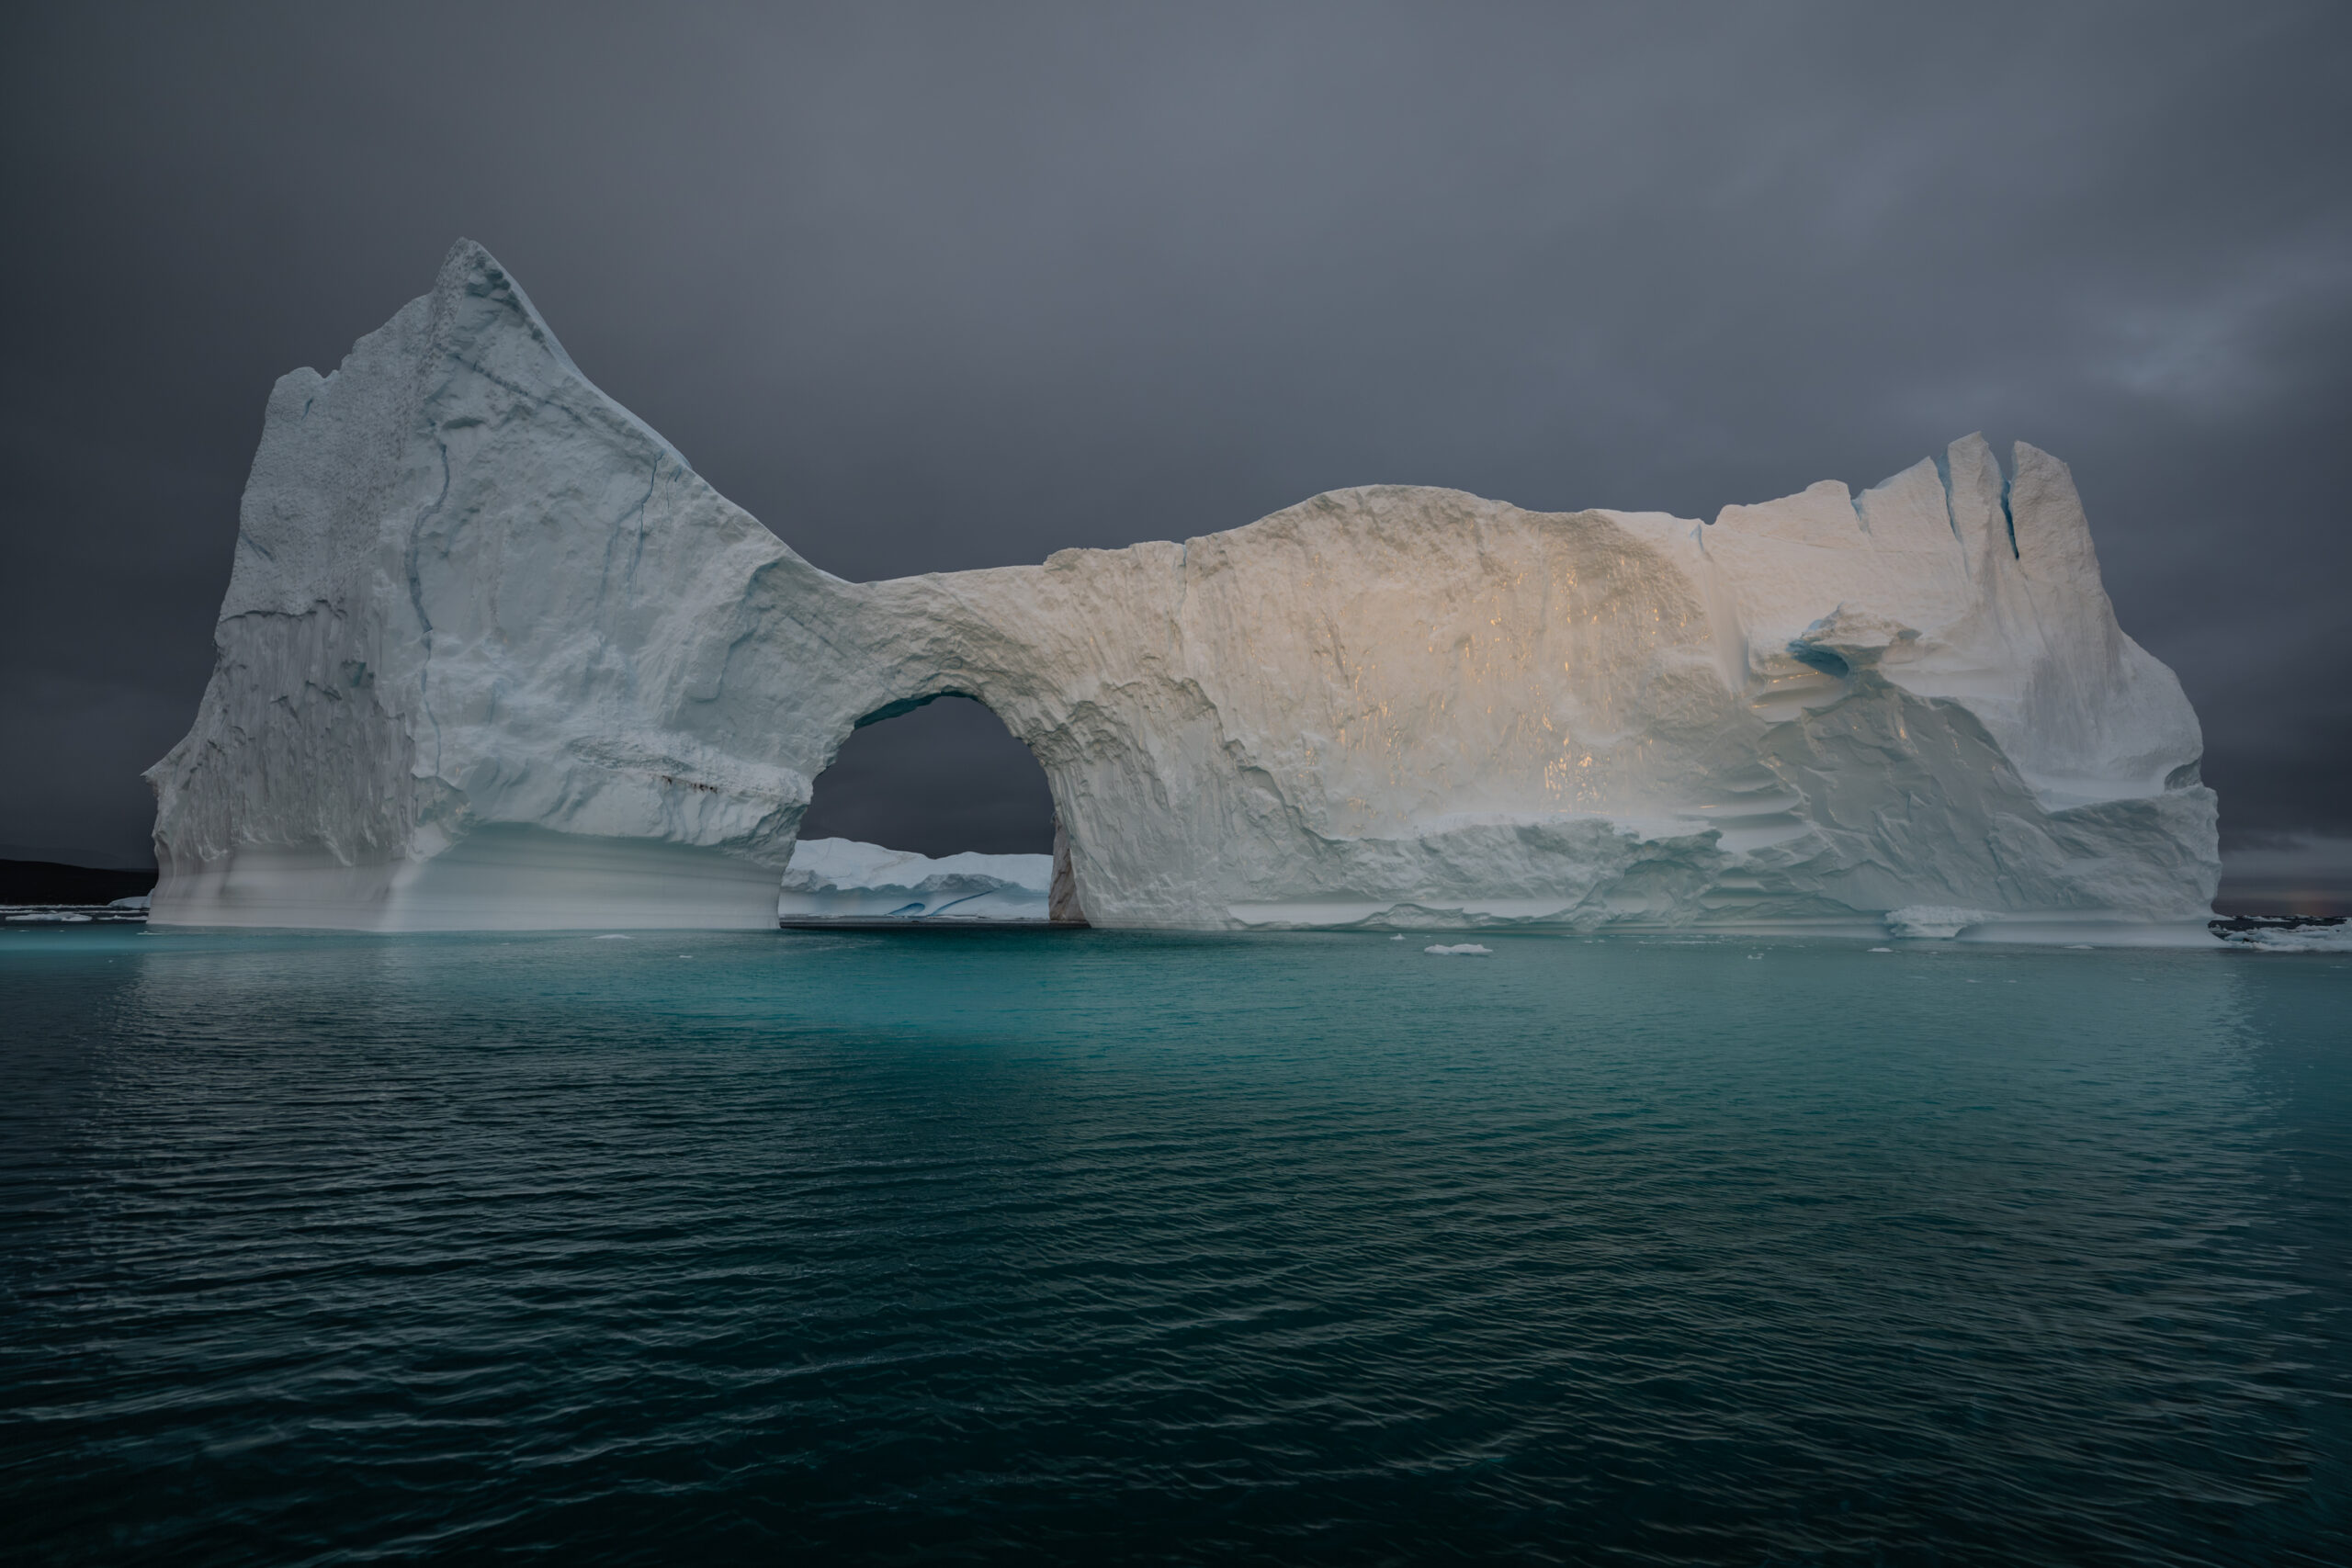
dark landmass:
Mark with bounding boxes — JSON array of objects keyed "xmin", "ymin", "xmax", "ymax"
[{"xmin": 1, "ymin": 860, "xmax": 158, "ymax": 905}]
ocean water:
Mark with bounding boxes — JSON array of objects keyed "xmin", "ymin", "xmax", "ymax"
[{"xmin": 3, "ymin": 927, "xmax": 2346, "ymax": 1566}]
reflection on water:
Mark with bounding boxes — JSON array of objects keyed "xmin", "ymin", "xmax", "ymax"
[{"xmin": 4, "ymin": 926, "xmax": 2346, "ymax": 1564}]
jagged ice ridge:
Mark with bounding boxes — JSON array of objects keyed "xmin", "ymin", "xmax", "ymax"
[{"xmin": 146, "ymin": 242, "xmax": 2219, "ymax": 939}]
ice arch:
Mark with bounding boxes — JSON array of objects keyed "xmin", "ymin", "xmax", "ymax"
[
  {"xmin": 781, "ymin": 694, "xmax": 1083, "ymax": 925},
  {"xmin": 146, "ymin": 242, "xmax": 2219, "ymax": 938},
  {"xmin": 799, "ymin": 694, "xmax": 1048, "ymax": 854}
]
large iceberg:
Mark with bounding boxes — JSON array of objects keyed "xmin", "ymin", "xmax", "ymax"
[{"xmin": 147, "ymin": 242, "xmax": 2219, "ymax": 937}]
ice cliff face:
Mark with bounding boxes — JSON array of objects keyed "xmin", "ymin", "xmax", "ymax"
[{"xmin": 147, "ymin": 241, "xmax": 2219, "ymax": 934}]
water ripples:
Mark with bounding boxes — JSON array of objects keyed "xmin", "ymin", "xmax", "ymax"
[{"xmin": 4, "ymin": 928, "xmax": 2346, "ymax": 1562}]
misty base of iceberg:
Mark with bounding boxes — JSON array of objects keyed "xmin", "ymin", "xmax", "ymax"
[{"xmin": 145, "ymin": 242, "xmax": 2222, "ymax": 942}]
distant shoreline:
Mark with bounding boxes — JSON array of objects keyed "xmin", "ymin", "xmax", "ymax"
[{"xmin": 0, "ymin": 859, "xmax": 158, "ymax": 907}]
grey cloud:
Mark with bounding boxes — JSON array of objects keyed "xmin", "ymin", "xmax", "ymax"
[{"xmin": 3, "ymin": 1, "xmax": 2346, "ymax": 866}]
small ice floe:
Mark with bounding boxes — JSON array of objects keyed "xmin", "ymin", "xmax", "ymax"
[
  {"xmin": 594, "ymin": 933, "xmax": 633, "ymax": 940},
  {"xmin": 1747, "ymin": 953, "xmax": 1764, "ymax": 960},
  {"xmin": 1868, "ymin": 947, "xmax": 1894, "ymax": 953},
  {"xmin": 6, "ymin": 900, "xmax": 149, "ymax": 925},
  {"xmin": 2211, "ymin": 916, "xmax": 2352, "ymax": 953},
  {"xmin": 107, "ymin": 895, "xmax": 151, "ymax": 910},
  {"xmin": 1390, "ymin": 934, "xmax": 1406, "ymax": 941},
  {"xmin": 1424, "ymin": 942, "xmax": 1492, "ymax": 956}
]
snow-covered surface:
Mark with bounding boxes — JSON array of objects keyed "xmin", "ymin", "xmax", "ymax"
[
  {"xmin": 779, "ymin": 839, "xmax": 1052, "ymax": 922},
  {"xmin": 147, "ymin": 241, "xmax": 2221, "ymax": 935}
]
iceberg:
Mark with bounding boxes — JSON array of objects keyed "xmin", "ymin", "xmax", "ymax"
[
  {"xmin": 779, "ymin": 839, "xmax": 1053, "ymax": 922},
  {"xmin": 146, "ymin": 242, "xmax": 2220, "ymax": 937}
]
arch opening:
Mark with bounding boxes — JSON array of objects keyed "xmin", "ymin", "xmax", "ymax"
[{"xmin": 782, "ymin": 695, "xmax": 1084, "ymax": 925}]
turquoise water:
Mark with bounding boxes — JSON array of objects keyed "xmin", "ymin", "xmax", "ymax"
[{"xmin": 4, "ymin": 926, "xmax": 2346, "ymax": 1565}]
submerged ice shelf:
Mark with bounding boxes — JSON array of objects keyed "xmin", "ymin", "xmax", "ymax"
[{"xmin": 146, "ymin": 241, "xmax": 2220, "ymax": 938}]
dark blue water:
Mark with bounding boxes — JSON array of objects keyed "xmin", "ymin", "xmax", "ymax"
[{"xmin": 4, "ymin": 927, "xmax": 2346, "ymax": 1564}]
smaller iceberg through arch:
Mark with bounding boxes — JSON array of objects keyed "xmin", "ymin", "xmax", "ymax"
[
  {"xmin": 780, "ymin": 694, "xmax": 1070, "ymax": 925},
  {"xmin": 777, "ymin": 838, "xmax": 1054, "ymax": 923}
]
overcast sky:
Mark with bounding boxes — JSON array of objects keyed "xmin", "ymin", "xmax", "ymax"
[{"xmin": 3, "ymin": 1, "xmax": 2346, "ymax": 868}]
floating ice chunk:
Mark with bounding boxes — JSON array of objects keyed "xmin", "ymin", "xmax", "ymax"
[
  {"xmin": 1869, "ymin": 946, "xmax": 1894, "ymax": 953},
  {"xmin": 2212, "ymin": 919, "xmax": 2352, "ymax": 953},
  {"xmin": 108, "ymin": 895, "xmax": 151, "ymax": 910},
  {"xmin": 779, "ymin": 839, "xmax": 1053, "ymax": 922},
  {"xmin": 1425, "ymin": 942, "xmax": 1493, "ymax": 956},
  {"xmin": 594, "ymin": 933, "xmax": 633, "ymax": 940},
  {"xmin": 784, "ymin": 838, "xmax": 1050, "ymax": 897}
]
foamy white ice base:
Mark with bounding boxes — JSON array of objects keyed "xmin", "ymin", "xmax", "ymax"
[{"xmin": 147, "ymin": 241, "xmax": 2222, "ymax": 938}]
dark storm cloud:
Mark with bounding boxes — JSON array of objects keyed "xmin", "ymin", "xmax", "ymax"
[{"xmin": 4, "ymin": 1, "xmax": 2347, "ymax": 867}]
